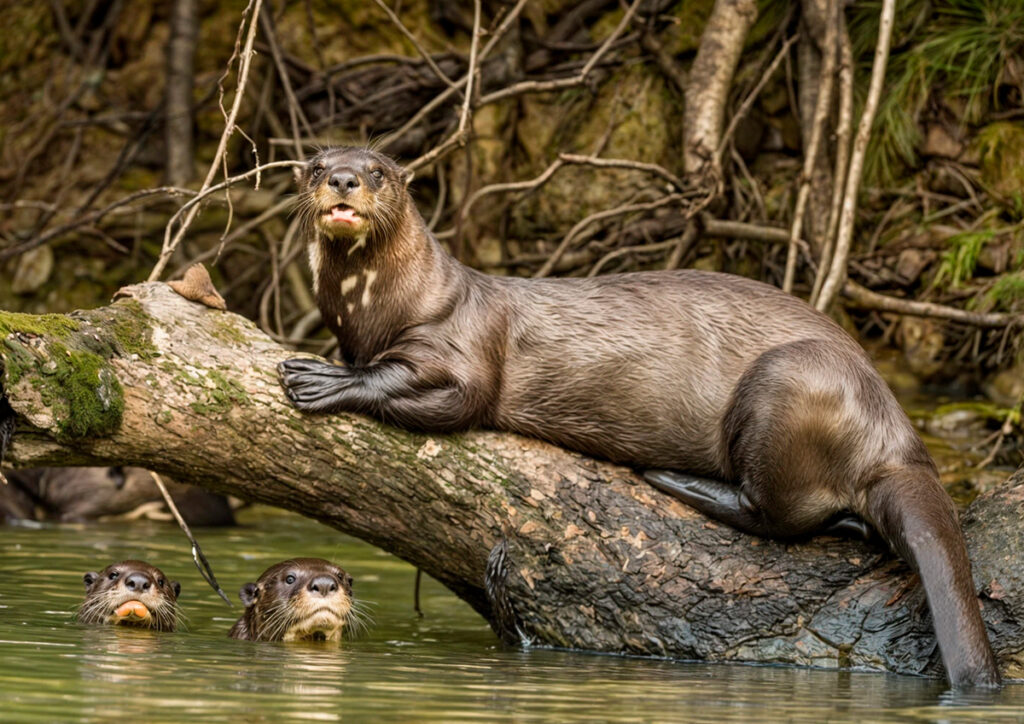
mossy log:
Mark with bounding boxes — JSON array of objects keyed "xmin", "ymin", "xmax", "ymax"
[{"xmin": 1, "ymin": 283, "xmax": 1022, "ymax": 680}]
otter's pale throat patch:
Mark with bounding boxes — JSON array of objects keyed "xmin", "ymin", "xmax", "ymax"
[
  {"xmin": 340, "ymin": 275, "xmax": 359, "ymax": 295},
  {"xmin": 348, "ymin": 234, "xmax": 367, "ymax": 256},
  {"xmin": 361, "ymin": 269, "xmax": 378, "ymax": 306},
  {"xmin": 308, "ymin": 243, "xmax": 324, "ymax": 295}
]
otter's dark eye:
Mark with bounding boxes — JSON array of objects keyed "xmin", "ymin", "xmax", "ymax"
[
  {"xmin": 370, "ymin": 168, "xmax": 383, "ymax": 181},
  {"xmin": 109, "ymin": 571, "xmax": 119, "ymax": 581},
  {"xmin": 311, "ymin": 165, "xmax": 325, "ymax": 179},
  {"xmin": 285, "ymin": 574, "xmax": 296, "ymax": 585},
  {"xmin": 157, "ymin": 578, "xmax": 165, "ymax": 587}
]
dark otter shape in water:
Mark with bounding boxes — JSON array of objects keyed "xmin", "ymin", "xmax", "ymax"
[
  {"xmin": 229, "ymin": 558, "xmax": 355, "ymax": 642},
  {"xmin": 78, "ymin": 560, "xmax": 181, "ymax": 631},
  {"xmin": 279, "ymin": 147, "xmax": 1000, "ymax": 688}
]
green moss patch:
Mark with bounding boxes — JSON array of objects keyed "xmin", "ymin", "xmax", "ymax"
[
  {"xmin": 108, "ymin": 299, "xmax": 158, "ymax": 359},
  {"xmin": 978, "ymin": 122, "xmax": 1024, "ymax": 207},
  {"xmin": 34, "ymin": 342, "xmax": 124, "ymax": 440},
  {"xmin": 209, "ymin": 317, "xmax": 247, "ymax": 345},
  {"xmin": 0, "ymin": 310, "xmax": 79, "ymax": 339},
  {"xmin": 188, "ymin": 370, "xmax": 250, "ymax": 416}
]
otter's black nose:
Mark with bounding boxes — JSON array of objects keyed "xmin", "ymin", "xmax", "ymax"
[
  {"xmin": 328, "ymin": 172, "xmax": 360, "ymax": 192},
  {"xmin": 309, "ymin": 576, "xmax": 338, "ymax": 597},
  {"xmin": 124, "ymin": 573, "xmax": 151, "ymax": 592}
]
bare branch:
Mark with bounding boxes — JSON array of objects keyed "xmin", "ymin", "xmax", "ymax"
[
  {"xmin": 815, "ymin": 0, "xmax": 896, "ymax": 312},
  {"xmin": 371, "ymin": 0, "xmax": 459, "ymax": 91},
  {"xmin": 842, "ymin": 280, "xmax": 1024, "ymax": 329},
  {"xmin": 684, "ymin": 0, "xmax": 759, "ymax": 175},
  {"xmin": 148, "ymin": 0, "xmax": 265, "ymax": 283},
  {"xmin": 782, "ymin": 4, "xmax": 836, "ymax": 294}
]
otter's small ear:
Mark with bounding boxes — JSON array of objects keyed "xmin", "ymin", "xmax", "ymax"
[
  {"xmin": 294, "ymin": 163, "xmax": 305, "ymax": 185},
  {"xmin": 171, "ymin": 581, "xmax": 181, "ymax": 599},
  {"xmin": 83, "ymin": 572, "xmax": 98, "ymax": 588},
  {"xmin": 239, "ymin": 582, "xmax": 259, "ymax": 608}
]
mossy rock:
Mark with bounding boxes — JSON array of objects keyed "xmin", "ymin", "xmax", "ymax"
[
  {"xmin": 504, "ymin": 65, "xmax": 681, "ymax": 239},
  {"xmin": 976, "ymin": 122, "xmax": 1024, "ymax": 209}
]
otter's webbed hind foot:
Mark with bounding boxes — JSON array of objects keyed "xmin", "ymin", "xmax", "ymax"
[
  {"xmin": 644, "ymin": 469, "xmax": 877, "ymax": 543},
  {"xmin": 644, "ymin": 469, "xmax": 777, "ymax": 538},
  {"xmin": 820, "ymin": 511, "xmax": 878, "ymax": 542},
  {"xmin": 278, "ymin": 358, "xmax": 354, "ymax": 413}
]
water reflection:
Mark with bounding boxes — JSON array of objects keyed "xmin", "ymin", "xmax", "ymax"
[{"xmin": 1, "ymin": 509, "xmax": 1021, "ymax": 722}]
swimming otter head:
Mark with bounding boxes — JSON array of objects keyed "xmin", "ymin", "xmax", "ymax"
[
  {"xmin": 77, "ymin": 560, "xmax": 181, "ymax": 631},
  {"xmin": 229, "ymin": 558, "xmax": 355, "ymax": 642},
  {"xmin": 296, "ymin": 147, "xmax": 410, "ymax": 243}
]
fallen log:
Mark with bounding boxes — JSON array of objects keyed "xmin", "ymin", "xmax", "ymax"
[{"xmin": 1, "ymin": 282, "xmax": 1021, "ymax": 679}]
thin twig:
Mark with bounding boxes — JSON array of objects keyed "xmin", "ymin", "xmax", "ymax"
[
  {"xmin": 815, "ymin": 0, "xmax": 896, "ymax": 312},
  {"xmin": 811, "ymin": 18, "xmax": 853, "ymax": 306},
  {"xmin": 148, "ymin": 0, "xmax": 264, "ymax": 282},
  {"xmin": 782, "ymin": 6, "xmax": 836, "ymax": 294},
  {"xmin": 717, "ymin": 34, "xmax": 798, "ymax": 159},
  {"xmin": 456, "ymin": 158, "xmax": 565, "ymax": 230},
  {"xmin": 378, "ymin": 0, "xmax": 528, "ymax": 151},
  {"xmin": 588, "ymin": 239, "xmax": 679, "ymax": 277},
  {"xmin": 0, "ymin": 187, "xmax": 196, "ymax": 262},
  {"xmin": 842, "ymin": 280, "xmax": 1024, "ymax": 329},
  {"xmin": 371, "ymin": 0, "xmax": 458, "ymax": 91},
  {"xmin": 259, "ymin": 5, "xmax": 314, "ymax": 160},
  {"xmin": 158, "ymin": 161, "xmax": 304, "ymax": 262},
  {"xmin": 535, "ymin": 193, "xmax": 685, "ymax": 279},
  {"xmin": 558, "ymin": 153, "xmax": 686, "ymax": 192},
  {"xmin": 427, "ymin": 162, "xmax": 448, "ymax": 231},
  {"xmin": 458, "ymin": 0, "xmax": 483, "ymax": 135},
  {"xmin": 477, "ymin": 0, "xmax": 641, "ymax": 107},
  {"xmin": 149, "ymin": 472, "xmax": 232, "ymax": 607}
]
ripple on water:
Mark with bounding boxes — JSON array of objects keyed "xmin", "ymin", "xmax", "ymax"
[{"xmin": 0, "ymin": 508, "xmax": 1021, "ymax": 723}]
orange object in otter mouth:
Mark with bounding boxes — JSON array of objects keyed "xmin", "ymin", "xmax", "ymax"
[
  {"xmin": 327, "ymin": 204, "xmax": 360, "ymax": 224},
  {"xmin": 113, "ymin": 600, "xmax": 152, "ymax": 622}
]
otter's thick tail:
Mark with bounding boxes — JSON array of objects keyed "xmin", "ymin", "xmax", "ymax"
[{"xmin": 866, "ymin": 465, "xmax": 999, "ymax": 688}]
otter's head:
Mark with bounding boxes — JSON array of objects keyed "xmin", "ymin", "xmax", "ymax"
[
  {"xmin": 296, "ymin": 147, "xmax": 410, "ymax": 242},
  {"xmin": 238, "ymin": 558, "xmax": 355, "ymax": 642},
  {"xmin": 78, "ymin": 560, "xmax": 181, "ymax": 632}
]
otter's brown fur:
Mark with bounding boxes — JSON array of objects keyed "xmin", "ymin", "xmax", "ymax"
[
  {"xmin": 77, "ymin": 560, "xmax": 181, "ymax": 631},
  {"xmin": 228, "ymin": 558, "xmax": 355, "ymax": 642},
  {"xmin": 279, "ymin": 147, "xmax": 999, "ymax": 688}
]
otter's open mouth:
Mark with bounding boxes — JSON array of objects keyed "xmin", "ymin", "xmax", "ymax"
[
  {"xmin": 325, "ymin": 204, "xmax": 361, "ymax": 225},
  {"xmin": 112, "ymin": 599, "xmax": 152, "ymax": 623}
]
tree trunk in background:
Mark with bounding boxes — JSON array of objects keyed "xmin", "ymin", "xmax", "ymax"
[
  {"xmin": 797, "ymin": 0, "xmax": 835, "ymax": 258},
  {"xmin": 165, "ymin": 0, "xmax": 198, "ymax": 187},
  {"xmin": 1, "ymin": 284, "xmax": 1021, "ymax": 679},
  {"xmin": 683, "ymin": 0, "xmax": 759, "ymax": 176}
]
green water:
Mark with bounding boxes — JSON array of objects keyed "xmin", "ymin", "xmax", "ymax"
[{"xmin": 1, "ymin": 507, "xmax": 1021, "ymax": 723}]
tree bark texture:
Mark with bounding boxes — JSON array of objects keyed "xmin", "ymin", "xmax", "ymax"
[
  {"xmin": 164, "ymin": 0, "xmax": 198, "ymax": 187},
  {"xmin": 1, "ymin": 283, "xmax": 1022, "ymax": 680},
  {"xmin": 683, "ymin": 0, "xmax": 759, "ymax": 175},
  {"xmin": 796, "ymin": 0, "xmax": 835, "ymax": 256}
]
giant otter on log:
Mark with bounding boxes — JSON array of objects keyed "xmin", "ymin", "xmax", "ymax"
[{"xmin": 278, "ymin": 147, "xmax": 999, "ymax": 688}]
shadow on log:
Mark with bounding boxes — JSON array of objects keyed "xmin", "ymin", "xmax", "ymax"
[{"xmin": 0, "ymin": 283, "xmax": 1021, "ymax": 680}]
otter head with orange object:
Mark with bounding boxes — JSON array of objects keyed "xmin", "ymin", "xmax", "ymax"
[{"xmin": 78, "ymin": 560, "xmax": 181, "ymax": 632}]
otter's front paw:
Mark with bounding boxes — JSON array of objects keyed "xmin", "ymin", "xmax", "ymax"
[{"xmin": 278, "ymin": 358, "xmax": 351, "ymax": 412}]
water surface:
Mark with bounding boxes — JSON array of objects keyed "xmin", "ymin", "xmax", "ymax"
[{"xmin": 1, "ymin": 508, "xmax": 1022, "ymax": 722}]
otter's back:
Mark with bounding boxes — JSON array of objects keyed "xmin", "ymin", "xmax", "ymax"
[{"xmin": 492, "ymin": 270, "xmax": 871, "ymax": 472}]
